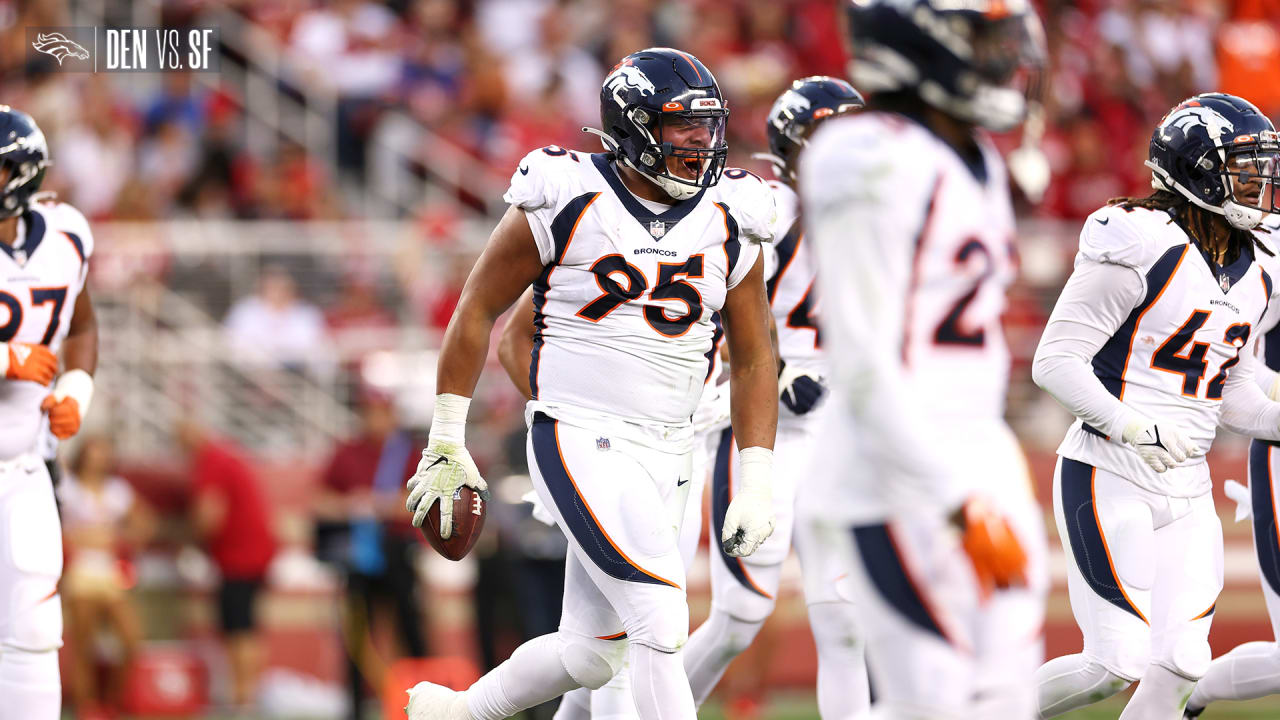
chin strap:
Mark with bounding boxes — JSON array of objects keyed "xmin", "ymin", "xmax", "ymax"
[{"xmin": 581, "ymin": 126, "xmax": 620, "ymax": 155}]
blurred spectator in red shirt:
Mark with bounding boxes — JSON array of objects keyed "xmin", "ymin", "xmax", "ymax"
[
  {"xmin": 178, "ymin": 419, "xmax": 277, "ymax": 712},
  {"xmin": 314, "ymin": 390, "xmax": 425, "ymax": 720}
]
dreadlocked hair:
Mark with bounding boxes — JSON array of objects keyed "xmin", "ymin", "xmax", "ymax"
[{"xmin": 1106, "ymin": 190, "xmax": 1275, "ymax": 260}]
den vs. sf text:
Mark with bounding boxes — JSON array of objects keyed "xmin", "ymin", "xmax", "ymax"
[{"xmin": 105, "ymin": 28, "xmax": 214, "ymax": 70}]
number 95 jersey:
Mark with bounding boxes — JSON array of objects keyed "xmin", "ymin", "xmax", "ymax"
[
  {"xmin": 0, "ymin": 201, "xmax": 93, "ymax": 459},
  {"xmin": 505, "ymin": 146, "xmax": 774, "ymax": 442}
]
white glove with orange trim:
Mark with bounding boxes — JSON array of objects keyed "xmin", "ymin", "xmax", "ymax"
[
  {"xmin": 721, "ymin": 447, "xmax": 775, "ymax": 557},
  {"xmin": 0, "ymin": 342, "xmax": 58, "ymax": 385},
  {"xmin": 41, "ymin": 369, "xmax": 93, "ymax": 439}
]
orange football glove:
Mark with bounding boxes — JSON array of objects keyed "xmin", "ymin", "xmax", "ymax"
[
  {"xmin": 41, "ymin": 395, "xmax": 82, "ymax": 439},
  {"xmin": 4, "ymin": 342, "xmax": 57, "ymax": 385},
  {"xmin": 957, "ymin": 496, "xmax": 1028, "ymax": 601}
]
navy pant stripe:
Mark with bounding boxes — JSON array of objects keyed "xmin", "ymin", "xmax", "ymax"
[
  {"xmin": 851, "ymin": 523, "xmax": 948, "ymax": 641},
  {"xmin": 1059, "ymin": 458, "xmax": 1147, "ymax": 622},
  {"xmin": 530, "ymin": 412, "xmax": 677, "ymax": 588},
  {"xmin": 1250, "ymin": 440, "xmax": 1280, "ymax": 597}
]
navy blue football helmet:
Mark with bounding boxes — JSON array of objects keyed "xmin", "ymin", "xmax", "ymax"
[
  {"xmin": 1148, "ymin": 93, "xmax": 1279, "ymax": 230},
  {"xmin": 588, "ymin": 48, "xmax": 728, "ymax": 200},
  {"xmin": 0, "ymin": 107, "xmax": 48, "ymax": 218},
  {"xmin": 759, "ymin": 76, "xmax": 864, "ymax": 183},
  {"xmin": 843, "ymin": 0, "xmax": 1046, "ymax": 132}
]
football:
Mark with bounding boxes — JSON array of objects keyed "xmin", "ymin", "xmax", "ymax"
[{"xmin": 421, "ymin": 486, "xmax": 486, "ymax": 561}]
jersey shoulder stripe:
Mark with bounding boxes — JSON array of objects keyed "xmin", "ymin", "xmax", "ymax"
[
  {"xmin": 767, "ymin": 217, "xmax": 802, "ymax": 304},
  {"xmin": 530, "ymin": 192, "xmax": 601, "ymax": 399},
  {"xmin": 1084, "ymin": 243, "xmax": 1189, "ymax": 437},
  {"xmin": 714, "ymin": 201, "xmax": 742, "ymax": 281}
]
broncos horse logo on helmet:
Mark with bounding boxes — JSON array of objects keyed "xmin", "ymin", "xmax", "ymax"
[
  {"xmin": 31, "ymin": 32, "xmax": 89, "ymax": 66},
  {"xmin": 758, "ymin": 76, "xmax": 864, "ymax": 184},
  {"xmin": 585, "ymin": 48, "xmax": 728, "ymax": 201},
  {"xmin": 1148, "ymin": 93, "xmax": 1280, "ymax": 231}
]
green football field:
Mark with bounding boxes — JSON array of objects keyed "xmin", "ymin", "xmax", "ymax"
[{"xmin": 698, "ymin": 692, "xmax": 1280, "ymax": 718}]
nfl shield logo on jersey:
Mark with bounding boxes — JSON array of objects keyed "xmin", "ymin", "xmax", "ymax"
[
  {"xmin": 649, "ymin": 220, "xmax": 666, "ymax": 239},
  {"xmin": 596, "ymin": 436, "xmax": 611, "ymax": 451},
  {"xmin": 1220, "ymin": 273, "xmax": 1232, "ymax": 292}
]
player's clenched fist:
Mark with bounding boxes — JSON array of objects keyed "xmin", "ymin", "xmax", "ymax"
[
  {"xmin": 1, "ymin": 342, "xmax": 57, "ymax": 385},
  {"xmin": 1122, "ymin": 417, "xmax": 1201, "ymax": 473},
  {"xmin": 406, "ymin": 439, "xmax": 487, "ymax": 538},
  {"xmin": 956, "ymin": 496, "xmax": 1028, "ymax": 600},
  {"xmin": 41, "ymin": 394, "xmax": 82, "ymax": 438},
  {"xmin": 721, "ymin": 446, "xmax": 776, "ymax": 557}
]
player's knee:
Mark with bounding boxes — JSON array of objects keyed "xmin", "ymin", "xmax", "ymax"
[
  {"xmin": 807, "ymin": 601, "xmax": 863, "ymax": 655},
  {"xmin": 621, "ymin": 593, "xmax": 689, "ymax": 653},
  {"xmin": 1162, "ymin": 634, "xmax": 1212, "ymax": 680},
  {"xmin": 1086, "ymin": 648, "xmax": 1145, "ymax": 686},
  {"xmin": 558, "ymin": 633, "xmax": 627, "ymax": 690},
  {"xmin": 716, "ymin": 584, "xmax": 777, "ymax": 624}
]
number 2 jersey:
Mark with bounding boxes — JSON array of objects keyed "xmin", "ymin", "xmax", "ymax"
[
  {"xmin": 505, "ymin": 146, "xmax": 775, "ymax": 450},
  {"xmin": 1055, "ymin": 204, "xmax": 1275, "ymax": 496},
  {"xmin": 799, "ymin": 111, "xmax": 1021, "ymax": 520},
  {"xmin": 0, "ymin": 201, "xmax": 93, "ymax": 460}
]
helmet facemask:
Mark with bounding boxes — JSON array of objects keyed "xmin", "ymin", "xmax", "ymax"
[
  {"xmin": 623, "ymin": 104, "xmax": 728, "ymax": 201},
  {"xmin": 1220, "ymin": 134, "xmax": 1280, "ymax": 230}
]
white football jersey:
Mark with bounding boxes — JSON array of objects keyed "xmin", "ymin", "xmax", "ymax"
[
  {"xmin": 800, "ymin": 112, "xmax": 1021, "ymax": 521},
  {"xmin": 0, "ymin": 201, "xmax": 93, "ymax": 460},
  {"xmin": 505, "ymin": 146, "xmax": 773, "ymax": 448},
  {"xmin": 764, "ymin": 181, "xmax": 824, "ymax": 378},
  {"xmin": 1057, "ymin": 205, "xmax": 1274, "ymax": 496}
]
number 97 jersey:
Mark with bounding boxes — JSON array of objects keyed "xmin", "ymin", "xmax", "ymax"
[
  {"xmin": 0, "ymin": 201, "xmax": 93, "ymax": 459},
  {"xmin": 504, "ymin": 146, "xmax": 774, "ymax": 440}
]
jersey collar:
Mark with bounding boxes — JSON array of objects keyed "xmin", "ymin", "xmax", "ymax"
[
  {"xmin": 0, "ymin": 207, "xmax": 45, "ymax": 265},
  {"xmin": 592, "ymin": 153, "xmax": 706, "ymax": 239}
]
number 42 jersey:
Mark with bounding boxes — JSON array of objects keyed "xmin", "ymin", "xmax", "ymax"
[{"xmin": 505, "ymin": 146, "xmax": 775, "ymax": 446}]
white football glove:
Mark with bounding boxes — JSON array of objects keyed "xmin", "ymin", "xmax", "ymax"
[
  {"xmin": 721, "ymin": 446, "xmax": 776, "ymax": 557},
  {"xmin": 1121, "ymin": 418, "xmax": 1202, "ymax": 473},
  {"xmin": 406, "ymin": 394, "xmax": 488, "ymax": 538},
  {"xmin": 1224, "ymin": 479, "xmax": 1253, "ymax": 522}
]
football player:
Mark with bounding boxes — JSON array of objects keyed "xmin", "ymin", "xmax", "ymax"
[
  {"xmin": 0, "ymin": 107, "xmax": 98, "ymax": 720},
  {"xmin": 682, "ymin": 76, "xmax": 870, "ymax": 718},
  {"xmin": 404, "ymin": 48, "xmax": 778, "ymax": 720},
  {"xmin": 495, "ymin": 77, "xmax": 869, "ymax": 720},
  {"xmin": 1032, "ymin": 94, "xmax": 1280, "ymax": 718},
  {"xmin": 1185, "ymin": 217, "xmax": 1280, "ymax": 719},
  {"xmin": 799, "ymin": 1, "xmax": 1048, "ymax": 717}
]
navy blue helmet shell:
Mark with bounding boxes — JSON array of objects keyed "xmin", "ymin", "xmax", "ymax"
[
  {"xmin": 843, "ymin": 0, "xmax": 1046, "ymax": 132},
  {"xmin": 593, "ymin": 48, "xmax": 728, "ymax": 201},
  {"xmin": 763, "ymin": 76, "xmax": 864, "ymax": 182},
  {"xmin": 1147, "ymin": 93, "xmax": 1280, "ymax": 230},
  {"xmin": 0, "ymin": 107, "xmax": 49, "ymax": 218}
]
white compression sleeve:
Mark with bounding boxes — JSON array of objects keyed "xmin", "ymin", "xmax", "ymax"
[
  {"xmin": 1031, "ymin": 258, "xmax": 1149, "ymax": 439},
  {"xmin": 1220, "ymin": 349, "xmax": 1280, "ymax": 440}
]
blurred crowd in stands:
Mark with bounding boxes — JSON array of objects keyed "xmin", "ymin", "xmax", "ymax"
[{"xmin": 0, "ymin": 0, "xmax": 1275, "ymax": 226}]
